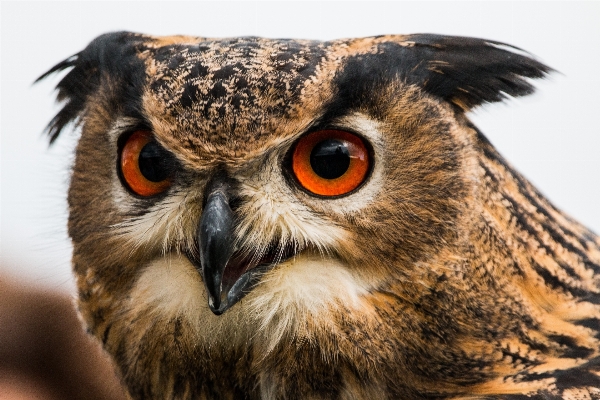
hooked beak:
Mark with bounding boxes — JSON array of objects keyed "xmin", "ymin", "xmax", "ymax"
[
  {"xmin": 194, "ymin": 174, "xmax": 299, "ymax": 315},
  {"xmin": 197, "ymin": 187, "xmax": 234, "ymax": 313},
  {"xmin": 195, "ymin": 176, "xmax": 265, "ymax": 315}
]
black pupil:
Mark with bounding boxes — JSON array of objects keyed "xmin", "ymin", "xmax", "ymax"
[
  {"xmin": 139, "ymin": 142, "xmax": 170, "ymax": 182},
  {"xmin": 310, "ymin": 139, "xmax": 351, "ymax": 179}
]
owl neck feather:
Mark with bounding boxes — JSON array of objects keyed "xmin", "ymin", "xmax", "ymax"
[{"xmin": 463, "ymin": 129, "xmax": 600, "ymax": 394}]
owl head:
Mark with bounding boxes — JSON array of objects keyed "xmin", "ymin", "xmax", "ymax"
[{"xmin": 41, "ymin": 33, "xmax": 600, "ymax": 398}]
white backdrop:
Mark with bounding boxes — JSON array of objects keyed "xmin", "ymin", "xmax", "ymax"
[{"xmin": 1, "ymin": 1, "xmax": 599, "ymax": 293}]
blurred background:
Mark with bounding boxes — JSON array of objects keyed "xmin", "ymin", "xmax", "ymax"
[{"xmin": 2, "ymin": 1, "xmax": 599, "ymax": 294}]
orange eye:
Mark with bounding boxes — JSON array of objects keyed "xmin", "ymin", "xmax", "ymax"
[
  {"xmin": 120, "ymin": 131, "xmax": 172, "ymax": 197},
  {"xmin": 291, "ymin": 130, "xmax": 370, "ymax": 196}
]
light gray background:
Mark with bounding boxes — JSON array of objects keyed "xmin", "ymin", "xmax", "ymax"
[{"xmin": 2, "ymin": 1, "xmax": 599, "ymax": 294}]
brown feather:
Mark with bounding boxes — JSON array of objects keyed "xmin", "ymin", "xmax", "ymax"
[{"xmin": 40, "ymin": 33, "xmax": 600, "ymax": 399}]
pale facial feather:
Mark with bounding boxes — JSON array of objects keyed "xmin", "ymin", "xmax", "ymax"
[{"xmin": 128, "ymin": 253, "xmax": 371, "ymax": 353}]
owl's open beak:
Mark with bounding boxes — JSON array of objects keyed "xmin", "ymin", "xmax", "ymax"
[
  {"xmin": 195, "ymin": 174, "xmax": 298, "ymax": 315},
  {"xmin": 196, "ymin": 175, "xmax": 265, "ymax": 315},
  {"xmin": 198, "ymin": 187, "xmax": 235, "ymax": 314}
]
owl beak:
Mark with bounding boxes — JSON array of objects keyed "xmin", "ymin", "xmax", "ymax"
[
  {"xmin": 196, "ymin": 175, "xmax": 294, "ymax": 315},
  {"xmin": 197, "ymin": 186, "xmax": 235, "ymax": 315},
  {"xmin": 196, "ymin": 175, "xmax": 267, "ymax": 315}
]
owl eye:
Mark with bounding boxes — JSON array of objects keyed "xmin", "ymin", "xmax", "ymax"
[
  {"xmin": 119, "ymin": 131, "xmax": 172, "ymax": 197},
  {"xmin": 291, "ymin": 130, "xmax": 370, "ymax": 196}
]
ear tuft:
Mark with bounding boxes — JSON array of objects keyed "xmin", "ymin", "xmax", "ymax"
[
  {"xmin": 36, "ymin": 54, "xmax": 84, "ymax": 144},
  {"xmin": 404, "ymin": 34, "xmax": 554, "ymax": 110},
  {"xmin": 37, "ymin": 32, "xmax": 148, "ymax": 144}
]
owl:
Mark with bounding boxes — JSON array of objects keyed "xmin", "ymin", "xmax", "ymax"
[{"xmin": 40, "ymin": 32, "xmax": 600, "ymax": 399}]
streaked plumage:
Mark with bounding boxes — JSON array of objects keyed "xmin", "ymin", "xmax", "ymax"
[{"xmin": 41, "ymin": 32, "xmax": 600, "ymax": 399}]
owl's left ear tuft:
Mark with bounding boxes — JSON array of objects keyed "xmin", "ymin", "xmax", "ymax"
[
  {"xmin": 402, "ymin": 34, "xmax": 554, "ymax": 110},
  {"xmin": 37, "ymin": 32, "xmax": 148, "ymax": 144}
]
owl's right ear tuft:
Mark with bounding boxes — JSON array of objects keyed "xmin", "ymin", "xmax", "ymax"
[
  {"xmin": 37, "ymin": 32, "xmax": 149, "ymax": 144},
  {"xmin": 400, "ymin": 34, "xmax": 554, "ymax": 110}
]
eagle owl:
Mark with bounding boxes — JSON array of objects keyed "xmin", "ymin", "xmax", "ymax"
[{"xmin": 40, "ymin": 32, "xmax": 600, "ymax": 399}]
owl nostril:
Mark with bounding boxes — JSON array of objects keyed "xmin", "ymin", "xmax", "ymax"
[
  {"xmin": 226, "ymin": 194, "xmax": 243, "ymax": 215},
  {"xmin": 201, "ymin": 169, "xmax": 240, "ymax": 209}
]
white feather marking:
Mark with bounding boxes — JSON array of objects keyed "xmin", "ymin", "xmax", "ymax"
[
  {"xmin": 128, "ymin": 252, "xmax": 370, "ymax": 353},
  {"xmin": 112, "ymin": 190, "xmax": 200, "ymax": 256},
  {"xmin": 248, "ymin": 252, "xmax": 369, "ymax": 353},
  {"xmin": 128, "ymin": 254, "xmax": 204, "ymax": 320}
]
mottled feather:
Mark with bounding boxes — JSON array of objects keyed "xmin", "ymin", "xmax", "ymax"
[{"xmin": 41, "ymin": 32, "xmax": 599, "ymax": 399}]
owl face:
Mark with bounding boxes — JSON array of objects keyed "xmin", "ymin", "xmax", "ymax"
[
  {"xmin": 63, "ymin": 33, "xmax": 476, "ymax": 316},
  {"xmin": 42, "ymin": 33, "xmax": 600, "ymax": 398}
]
